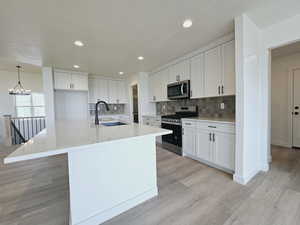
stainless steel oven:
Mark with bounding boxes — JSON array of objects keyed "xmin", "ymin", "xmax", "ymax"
[
  {"xmin": 167, "ymin": 80, "xmax": 190, "ymax": 100},
  {"xmin": 161, "ymin": 120, "xmax": 182, "ymax": 155}
]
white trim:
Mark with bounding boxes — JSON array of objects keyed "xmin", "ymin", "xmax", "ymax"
[
  {"xmin": 233, "ymin": 169, "xmax": 260, "ymax": 185},
  {"xmin": 73, "ymin": 188, "xmax": 158, "ymax": 225},
  {"xmin": 271, "ymin": 139, "xmax": 292, "ymax": 148}
]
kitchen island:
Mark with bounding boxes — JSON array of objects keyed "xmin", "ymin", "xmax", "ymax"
[{"xmin": 4, "ymin": 120, "xmax": 172, "ymax": 225}]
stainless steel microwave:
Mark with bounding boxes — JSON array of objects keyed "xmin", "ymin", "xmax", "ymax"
[{"xmin": 167, "ymin": 80, "xmax": 190, "ymax": 100}]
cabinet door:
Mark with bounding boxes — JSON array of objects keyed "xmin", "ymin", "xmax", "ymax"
[
  {"xmin": 117, "ymin": 80, "xmax": 128, "ymax": 104},
  {"xmin": 196, "ymin": 129, "xmax": 212, "ymax": 162},
  {"xmin": 204, "ymin": 46, "xmax": 222, "ymax": 97},
  {"xmin": 168, "ymin": 60, "xmax": 190, "ymax": 83},
  {"xmin": 156, "ymin": 68, "xmax": 169, "ymax": 102},
  {"xmin": 222, "ymin": 40, "xmax": 235, "ymax": 96},
  {"xmin": 214, "ymin": 132, "xmax": 235, "ymax": 171},
  {"xmin": 71, "ymin": 74, "xmax": 88, "ymax": 91},
  {"xmin": 97, "ymin": 79, "xmax": 109, "ymax": 103},
  {"xmin": 54, "ymin": 71, "xmax": 72, "ymax": 90},
  {"xmin": 88, "ymin": 78, "xmax": 97, "ymax": 103},
  {"xmin": 148, "ymin": 74, "xmax": 156, "ymax": 102},
  {"xmin": 190, "ymin": 54, "xmax": 205, "ymax": 99},
  {"xmin": 108, "ymin": 80, "xmax": 118, "ymax": 103},
  {"xmin": 182, "ymin": 127, "xmax": 196, "ymax": 156}
]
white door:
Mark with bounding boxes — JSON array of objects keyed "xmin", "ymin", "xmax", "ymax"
[
  {"xmin": 54, "ymin": 71, "xmax": 72, "ymax": 90},
  {"xmin": 71, "ymin": 74, "xmax": 88, "ymax": 91},
  {"xmin": 293, "ymin": 69, "xmax": 300, "ymax": 147},
  {"xmin": 182, "ymin": 127, "xmax": 196, "ymax": 156},
  {"xmin": 190, "ymin": 54, "xmax": 205, "ymax": 99},
  {"xmin": 214, "ymin": 132, "xmax": 235, "ymax": 171},
  {"xmin": 196, "ymin": 129, "xmax": 212, "ymax": 162},
  {"xmin": 168, "ymin": 60, "xmax": 190, "ymax": 83},
  {"xmin": 222, "ymin": 40, "xmax": 235, "ymax": 96},
  {"xmin": 98, "ymin": 79, "xmax": 109, "ymax": 103},
  {"xmin": 204, "ymin": 46, "xmax": 222, "ymax": 97}
]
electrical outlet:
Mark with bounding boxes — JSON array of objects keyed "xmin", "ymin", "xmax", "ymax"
[{"xmin": 220, "ymin": 103, "xmax": 225, "ymax": 110}]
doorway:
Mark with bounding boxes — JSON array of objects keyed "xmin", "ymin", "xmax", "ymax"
[
  {"xmin": 271, "ymin": 41, "xmax": 300, "ymax": 150},
  {"xmin": 132, "ymin": 84, "xmax": 139, "ymax": 123}
]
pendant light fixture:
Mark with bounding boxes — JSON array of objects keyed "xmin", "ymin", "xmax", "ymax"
[{"xmin": 8, "ymin": 65, "xmax": 31, "ymax": 95}]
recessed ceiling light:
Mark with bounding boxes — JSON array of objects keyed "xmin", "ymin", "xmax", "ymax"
[
  {"xmin": 138, "ymin": 56, "xmax": 144, "ymax": 61},
  {"xmin": 74, "ymin": 40, "xmax": 84, "ymax": 47},
  {"xmin": 182, "ymin": 19, "xmax": 193, "ymax": 28},
  {"xmin": 119, "ymin": 72, "xmax": 124, "ymax": 75},
  {"xmin": 73, "ymin": 65, "xmax": 80, "ymax": 69}
]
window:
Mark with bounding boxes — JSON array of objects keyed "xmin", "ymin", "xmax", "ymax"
[{"xmin": 15, "ymin": 93, "xmax": 45, "ymax": 117}]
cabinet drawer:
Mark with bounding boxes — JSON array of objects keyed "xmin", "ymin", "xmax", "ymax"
[
  {"xmin": 197, "ymin": 121, "xmax": 235, "ymax": 133},
  {"xmin": 182, "ymin": 120, "xmax": 197, "ymax": 128}
]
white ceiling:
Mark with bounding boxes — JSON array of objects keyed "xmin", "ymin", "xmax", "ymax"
[{"xmin": 0, "ymin": 0, "xmax": 300, "ymax": 76}]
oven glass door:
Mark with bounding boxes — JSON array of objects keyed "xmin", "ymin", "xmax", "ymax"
[
  {"xmin": 167, "ymin": 82, "xmax": 189, "ymax": 99},
  {"xmin": 161, "ymin": 123, "xmax": 182, "ymax": 147}
]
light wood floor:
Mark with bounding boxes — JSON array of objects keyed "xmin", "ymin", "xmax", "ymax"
[{"xmin": 1, "ymin": 145, "xmax": 300, "ymax": 225}]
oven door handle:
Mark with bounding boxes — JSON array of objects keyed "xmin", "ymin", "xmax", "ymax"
[{"xmin": 181, "ymin": 83, "xmax": 184, "ymax": 95}]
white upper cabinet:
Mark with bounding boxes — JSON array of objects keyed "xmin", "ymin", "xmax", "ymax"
[
  {"xmin": 117, "ymin": 80, "xmax": 128, "ymax": 104},
  {"xmin": 149, "ymin": 68, "xmax": 169, "ymax": 102},
  {"xmin": 222, "ymin": 40, "xmax": 235, "ymax": 96},
  {"xmin": 88, "ymin": 78, "xmax": 127, "ymax": 104},
  {"xmin": 168, "ymin": 60, "xmax": 190, "ymax": 83},
  {"xmin": 71, "ymin": 73, "xmax": 88, "ymax": 91},
  {"xmin": 204, "ymin": 46, "xmax": 222, "ymax": 97},
  {"xmin": 108, "ymin": 80, "xmax": 119, "ymax": 104},
  {"xmin": 190, "ymin": 53, "xmax": 205, "ymax": 99},
  {"xmin": 54, "ymin": 70, "xmax": 72, "ymax": 90},
  {"xmin": 54, "ymin": 70, "xmax": 88, "ymax": 91},
  {"xmin": 97, "ymin": 79, "xmax": 109, "ymax": 103}
]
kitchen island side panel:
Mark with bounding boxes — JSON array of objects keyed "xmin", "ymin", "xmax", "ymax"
[{"xmin": 68, "ymin": 136, "xmax": 158, "ymax": 225}]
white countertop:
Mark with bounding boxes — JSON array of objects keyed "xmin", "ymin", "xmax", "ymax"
[
  {"xmin": 4, "ymin": 120, "xmax": 172, "ymax": 164},
  {"xmin": 182, "ymin": 117, "xmax": 235, "ymax": 124}
]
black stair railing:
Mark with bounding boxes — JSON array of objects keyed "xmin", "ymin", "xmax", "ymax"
[{"xmin": 10, "ymin": 116, "xmax": 46, "ymax": 145}]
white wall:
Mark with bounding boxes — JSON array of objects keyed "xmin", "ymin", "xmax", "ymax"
[
  {"xmin": 125, "ymin": 73, "xmax": 156, "ymax": 123},
  {"xmin": 271, "ymin": 53, "xmax": 300, "ymax": 147},
  {"xmin": 234, "ymin": 14, "xmax": 263, "ymax": 185},
  {"xmin": 0, "ymin": 69, "xmax": 43, "ymax": 143}
]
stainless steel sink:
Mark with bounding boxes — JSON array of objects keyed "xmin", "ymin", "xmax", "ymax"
[{"xmin": 101, "ymin": 122, "xmax": 127, "ymax": 127}]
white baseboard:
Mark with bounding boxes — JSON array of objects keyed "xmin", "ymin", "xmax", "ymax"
[
  {"xmin": 271, "ymin": 139, "xmax": 291, "ymax": 148},
  {"xmin": 233, "ymin": 169, "xmax": 260, "ymax": 185},
  {"xmin": 74, "ymin": 188, "xmax": 158, "ymax": 225}
]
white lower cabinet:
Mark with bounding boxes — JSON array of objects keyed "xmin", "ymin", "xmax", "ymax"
[
  {"xmin": 182, "ymin": 126, "xmax": 196, "ymax": 156},
  {"xmin": 142, "ymin": 115, "xmax": 162, "ymax": 143},
  {"xmin": 182, "ymin": 120, "xmax": 235, "ymax": 173}
]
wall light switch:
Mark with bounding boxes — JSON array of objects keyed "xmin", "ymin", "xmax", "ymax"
[{"xmin": 220, "ymin": 103, "xmax": 225, "ymax": 110}]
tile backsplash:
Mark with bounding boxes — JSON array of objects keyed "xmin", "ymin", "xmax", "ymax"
[
  {"xmin": 89, "ymin": 103, "xmax": 125, "ymax": 115},
  {"xmin": 156, "ymin": 96, "xmax": 235, "ymax": 118}
]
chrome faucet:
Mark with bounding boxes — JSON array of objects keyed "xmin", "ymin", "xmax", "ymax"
[{"xmin": 95, "ymin": 100, "xmax": 110, "ymax": 125}]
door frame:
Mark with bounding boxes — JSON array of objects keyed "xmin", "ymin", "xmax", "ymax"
[{"xmin": 288, "ymin": 67, "xmax": 300, "ymax": 148}]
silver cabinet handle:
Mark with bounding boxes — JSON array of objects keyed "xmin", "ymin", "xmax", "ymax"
[
  {"xmin": 213, "ymin": 133, "xmax": 215, "ymax": 142},
  {"xmin": 218, "ymin": 86, "xmax": 220, "ymax": 95},
  {"xmin": 182, "ymin": 128, "xmax": 184, "ymax": 135},
  {"xmin": 208, "ymin": 126, "xmax": 216, "ymax": 128},
  {"xmin": 209, "ymin": 133, "xmax": 212, "ymax": 141},
  {"xmin": 221, "ymin": 85, "xmax": 224, "ymax": 94},
  {"xmin": 190, "ymin": 90, "xmax": 192, "ymax": 97}
]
